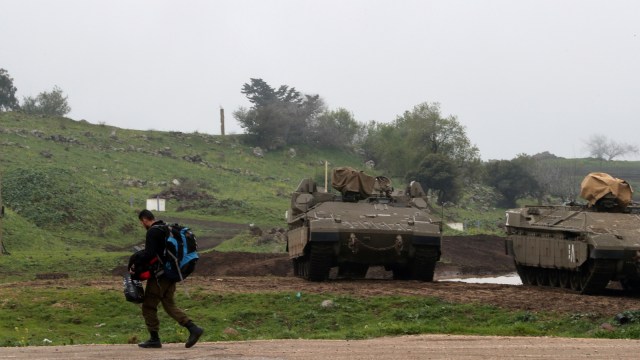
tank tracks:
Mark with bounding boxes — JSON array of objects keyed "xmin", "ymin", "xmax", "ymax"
[
  {"xmin": 293, "ymin": 243, "xmax": 333, "ymax": 282},
  {"xmin": 515, "ymin": 259, "xmax": 616, "ymax": 295},
  {"xmin": 392, "ymin": 245, "xmax": 439, "ymax": 281},
  {"xmin": 293, "ymin": 244, "xmax": 439, "ymax": 282}
]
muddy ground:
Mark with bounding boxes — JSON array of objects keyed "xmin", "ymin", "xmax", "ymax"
[
  {"xmin": 109, "ymin": 234, "xmax": 638, "ymax": 315},
  {"xmin": 156, "ymin": 234, "xmax": 517, "ymax": 278}
]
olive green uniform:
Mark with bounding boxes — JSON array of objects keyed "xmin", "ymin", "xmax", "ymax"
[{"xmin": 142, "ymin": 276, "xmax": 190, "ymax": 331}]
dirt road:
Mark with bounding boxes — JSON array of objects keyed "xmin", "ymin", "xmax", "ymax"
[{"xmin": 3, "ymin": 334, "xmax": 640, "ymax": 359}]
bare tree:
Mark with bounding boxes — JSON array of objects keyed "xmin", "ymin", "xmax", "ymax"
[
  {"xmin": 584, "ymin": 135, "xmax": 638, "ymax": 161},
  {"xmin": 530, "ymin": 159, "xmax": 580, "ymax": 202}
]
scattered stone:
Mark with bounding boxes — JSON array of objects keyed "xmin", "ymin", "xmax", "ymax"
[
  {"xmin": 321, "ymin": 300, "xmax": 335, "ymax": 309},
  {"xmin": 183, "ymin": 154, "xmax": 203, "ymax": 163},
  {"xmin": 39, "ymin": 150, "xmax": 53, "ymax": 158},
  {"xmin": 223, "ymin": 327, "xmax": 240, "ymax": 336},
  {"xmin": 288, "ymin": 148, "xmax": 297, "ymax": 158},
  {"xmin": 31, "ymin": 129, "xmax": 45, "ymax": 138},
  {"xmin": 158, "ymin": 147, "xmax": 173, "ymax": 157},
  {"xmin": 365, "ymin": 160, "xmax": 375, "ymax": 169},
  {"xmin": 172, "ymin": 179, "xmax": 181, "ymax": 186},
  {"xmin": 47, "ymin": 134, "xmax": 79, "ymax": 144},
  {"xmin": 127, "ymin": 335, "xmax": 139, "ymax": 344},
  {"xmin": 122, "ymin": 178, "xmax": 147, "ymax": 187},
  {"xmin": 600, "ymin": 323, "xmax": 615, "ymax": 331},
  {"xmin": 253, "ymin": 147, "xmax": 264, "ymax": 158},
  {"xmin": 249, "ymin": 224, "xmax": 263, "ymax": 236}
]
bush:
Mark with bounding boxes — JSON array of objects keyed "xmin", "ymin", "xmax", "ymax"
[{"xmin": 21, "ymin": 86, "xmax": 71, "ymax": 116}]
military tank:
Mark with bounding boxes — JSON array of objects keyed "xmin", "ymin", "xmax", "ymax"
[
  {"xmin": 505, "ymin": 172, "xmax": 640, "ymax": 294},
  {"xmin": 286, "ymin": 167, "xmax": 442, "ymax": 282}
]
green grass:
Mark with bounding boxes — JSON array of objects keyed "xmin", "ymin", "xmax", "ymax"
[
  {"xmin": 0, "ymin": 284, "xmax": 633, "ymax": 346},
  {"xmin": 213, "ymin": 231, "xmax": 285, "ymax": 253},
  {"xmin": 0, "ymin": 250, "xmax": 128, "ymax": 282},
  {"xmin": 0, "ymin": 112, "xmax": 365, "ymax": 280}
]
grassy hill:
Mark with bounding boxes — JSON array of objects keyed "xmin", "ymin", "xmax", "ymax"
[{"xmin": 0, "ymin": 112, "xmax": 366, "ymax": 281}]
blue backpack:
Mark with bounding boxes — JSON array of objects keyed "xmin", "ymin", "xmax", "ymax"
[{"xmin": 157, "ymin": 223, "xmax": 199, "ymax": 282}]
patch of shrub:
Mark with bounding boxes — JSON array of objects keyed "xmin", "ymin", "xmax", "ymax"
[{"xmin": 2, "ymin": 167, "xmax": 129, "ymax": 235}]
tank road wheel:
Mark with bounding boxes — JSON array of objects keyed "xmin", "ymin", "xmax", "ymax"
[
  {"xmin": 558, "ymin": 270, "xmax": 570, "ymax": 288},
  {"xmin": 523, "ymin": 267, "xmax": 537, "ymax": 286},
  {"xmin": 392, "ymin": 263, "xmax": 412, "ymax": 280},
  {"xmin": 580, "ymin": 259, "xmax": 615, "ymax": 295},
  {"xmin": 547, "ymin": 269, "xmax": 560, "ymax": 287},
  {"xmin": 536, "ymin": 268, "xmax": 549, "ymax": 286},
  {"xmin": 306, "ymin": 243, "xmax": 333, "ymax": 282},
  {"xmin": 569, "ymin": 271, "xmax": 583, "ymax": 291},
  {"xmin": 292, "ymin": 259, "xmax": 299, "ymax": 276},
  {"xmin": 412, "ymin": 246, "xmax": 439, "ymax": 282},
  {"xmin": 515, "ymin": 263, "xmax": 526, "ymax": 281},
  {"xmin": 579, "ymin": 265, "xmax": 592, "ymax": 291},
  {"xmin": 620, "ymin": 279, "xmax": 640, "ymax": 295},
  {"xmin": 293, "ymin": 256, "xmax": 310, "ymax": 278}
]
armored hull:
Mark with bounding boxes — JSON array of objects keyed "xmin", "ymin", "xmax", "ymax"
[
  {"xmin": 286, "ymin": 170, "xmax": 442, "ymax": 282},
  {"xmin": 505, "ymin": 205, "xmax": 640, "ymax": 294}
]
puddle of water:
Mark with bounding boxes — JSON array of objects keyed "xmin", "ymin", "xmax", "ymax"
[{"xmin": 442, "ymin": 273, "xmax": 522, "ymax": 285}]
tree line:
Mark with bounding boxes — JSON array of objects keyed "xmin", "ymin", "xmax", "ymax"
[
  {"xmin": 233, "ymin": 78, "xmax": 486, "ymax": 205},
  {"xmin": 233, "ymin": 78, "xmax": 639, "ymax": 207},
  {"xmin": 0, "ymin": 68, "xmax": 71, "ymax": 116},
  {"xmin": 2, "ymin": 70, "xmax": 636, "ymax": 208}
]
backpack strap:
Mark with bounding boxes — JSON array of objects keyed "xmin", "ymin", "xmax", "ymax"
[{"xmin": 149, "ymin": 223, "xmax": 170, "ymax": 278}]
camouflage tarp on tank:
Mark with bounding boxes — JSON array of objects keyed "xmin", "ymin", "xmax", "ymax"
[
  {"xmin": 579, "ymin": 172, "xmax": 633, "ymax": 207},
  {"xmin": 331, "ymin": 167, "xmax": 375, "ymax": 198}
]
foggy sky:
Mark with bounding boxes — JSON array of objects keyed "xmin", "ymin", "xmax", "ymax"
[{"xmin": 2, "ymin": 0, "xmax": 639, "ymax": 160}]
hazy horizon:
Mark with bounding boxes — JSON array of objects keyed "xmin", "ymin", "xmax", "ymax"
[{"xmin": 2, "ymin": 0, "xmax": 639, "ymax": 161}]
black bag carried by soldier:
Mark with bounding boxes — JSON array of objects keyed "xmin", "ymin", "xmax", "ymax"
[{"xmin": 123, "ymin": 273, "xmax": 144, "ymax": 303}]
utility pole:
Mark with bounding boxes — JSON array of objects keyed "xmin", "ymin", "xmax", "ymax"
[
  {"xmin": 0, "ymin": 175, "xmax": 6, "ymax": 255},
  {"xmin": 220, "ymin": 107, "xmax": 225, "ymax": 136}
]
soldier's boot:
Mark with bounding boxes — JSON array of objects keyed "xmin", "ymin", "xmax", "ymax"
[
  {"xmin": 138, "ymin": 330, "xmax": 162, "ymax": 348},
  {"xmin": 184, "ymin": 321, "xmax": 204, "ymax": 348}
]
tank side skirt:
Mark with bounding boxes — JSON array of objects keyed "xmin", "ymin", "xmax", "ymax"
[
  {"xmin": 509, "ymin": 232, "xmax": 618, "ymax": 294},
  {"xmin": 287, "ymin": 226, "xmax": 309, "ymax": 259},
  {"xmin": 509, "ymin": 233, "xmax": 588, "ymax": 269}
]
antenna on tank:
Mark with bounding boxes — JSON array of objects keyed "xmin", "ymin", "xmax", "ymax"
[
  {"xmin": 324, "ymin": 161, "xmax": 328, "ymax": 192},
  {"xmin": 0, "ymin": 174, "xmax": 7, "ymax": 255}
]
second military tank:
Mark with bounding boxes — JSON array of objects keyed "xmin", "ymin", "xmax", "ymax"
[
  {"xmin": 505, "ymin": 172, "xmax": 640, "ymax": 294},
  {"xmin": 286, "ymin": 167, "xmax": 442, "ymax": 281}
]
